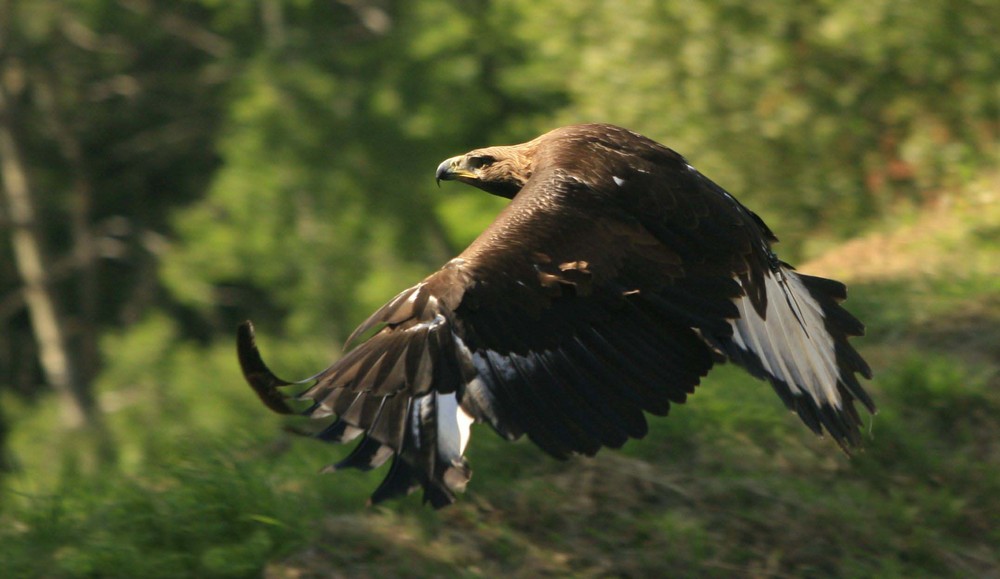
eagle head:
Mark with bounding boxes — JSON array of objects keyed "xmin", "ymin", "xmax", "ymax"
[{"xmin": 436, "ymin": 145, "xmax": 534, "ymax": 199}]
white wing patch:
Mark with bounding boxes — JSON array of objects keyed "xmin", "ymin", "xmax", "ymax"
[
  {"xmin": 436, "ymin": 392, "xmax": 475, "ymax": 458},
  {"xmin": 729, "ymin": 268, "xmax": 842, "ymax": 409},
  {"xmin": 612, "ymin": 175, "xmax": 626, "ymax": 186}
]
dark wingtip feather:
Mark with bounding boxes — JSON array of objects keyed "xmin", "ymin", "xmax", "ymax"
[
  {"xmin": 368, "ymin": 456, "xmax": 422, "ymax": 506},
  {"xmin": 237, "ymin": 321, "xmax": 296, "ymax": 415},
  {"xmin": 424, "ymin": 485, "xmax": 457, "ymax": 509},
  {"xmin": 324, "ymin": 435, "xmax": 394, "ymax": 472}
]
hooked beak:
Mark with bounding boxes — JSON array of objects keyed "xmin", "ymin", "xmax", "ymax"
[{"xmin": 435, "ymin": 155, "xmax": 476, "ymax": 186}]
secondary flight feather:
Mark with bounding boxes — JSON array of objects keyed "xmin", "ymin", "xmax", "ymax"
[{"xmin": 238, "ymin": 123, "xmax": 875, "ymax": 508}]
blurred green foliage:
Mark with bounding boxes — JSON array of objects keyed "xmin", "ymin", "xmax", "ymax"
[{"xmin": 0, "ymin": 0, "xmax": 998, "ymax": 576}]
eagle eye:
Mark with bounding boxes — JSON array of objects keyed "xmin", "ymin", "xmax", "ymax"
[{"xmin": 466, "ymin": 155, "xmax": 495, "ymax": 170}]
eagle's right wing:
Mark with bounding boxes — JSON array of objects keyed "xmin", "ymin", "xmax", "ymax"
[{"xmin": 238, "ymin": 173, "xmax": 729, "ymax": 507}]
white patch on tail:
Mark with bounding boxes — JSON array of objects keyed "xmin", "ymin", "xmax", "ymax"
[{"xmin": 729, "ymin": 268, "xmax": 842, "ymax": 408}]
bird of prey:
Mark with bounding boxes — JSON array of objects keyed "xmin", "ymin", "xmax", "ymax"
[{"xmin": 238, "ymin": 123, "xmax": 874, "ymax": 508}]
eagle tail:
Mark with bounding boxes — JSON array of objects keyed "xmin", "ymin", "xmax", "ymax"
[{"xmin": 721, "ymin": 267, "xmax": 875, "ymax": 450}]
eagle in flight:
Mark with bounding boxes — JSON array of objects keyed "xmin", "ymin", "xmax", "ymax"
[{"xmin": 238, "ymin": 124, "xmax": 874, "ymax": 508}]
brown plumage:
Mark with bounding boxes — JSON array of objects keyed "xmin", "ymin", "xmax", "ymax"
[{"xmin": 238, "ymin": 123, "xmax": 875, "ymax": 508}]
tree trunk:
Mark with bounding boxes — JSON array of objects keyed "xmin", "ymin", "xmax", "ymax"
[
  {"xmin": 35, "ymin": 73, "xmax": 101, "ymax": 389},
  {"xmin": 0, "ymin": 75, "xmax": 93, "ymax": 429}
]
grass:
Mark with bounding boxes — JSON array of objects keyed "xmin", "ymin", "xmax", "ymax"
[
  {"xmin": 1, "ymin": 189, "xmax": 998, "ymax": 577},
  {"xmin": 1, "ymin": 442, "xmax": 312, "ymax": 577}
]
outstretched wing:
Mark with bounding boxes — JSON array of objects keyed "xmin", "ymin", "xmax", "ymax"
[
  {"xmin": 238, "ymin": 171, "xmax": 728, "ymax": 507},
  {"xmin": 595, "ymin": 141, "xmax": 875, "ymax": 448}
]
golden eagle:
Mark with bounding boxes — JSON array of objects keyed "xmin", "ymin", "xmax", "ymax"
[{"xmin": 238, "ymin": 124, "xmax": 874, "ymax": 508}]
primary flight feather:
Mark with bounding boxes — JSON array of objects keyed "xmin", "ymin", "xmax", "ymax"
[{"xmin": 238, "ymin": 123, "xmax": 875, "ymax": 508}]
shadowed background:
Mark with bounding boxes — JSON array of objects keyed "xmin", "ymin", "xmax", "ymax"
[{"xmin": 0, "ymin": 1, "xmax": 997, "ymax": 576}]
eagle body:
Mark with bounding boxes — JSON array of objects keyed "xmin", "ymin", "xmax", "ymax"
[{"xmin": 238, "ymin": 124, "xmax": 874, "ymax": 507}]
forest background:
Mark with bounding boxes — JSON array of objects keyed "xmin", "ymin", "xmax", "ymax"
[{"xmin": 1, "ymin": 1, "xmax": 997, "ymax": 576}]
